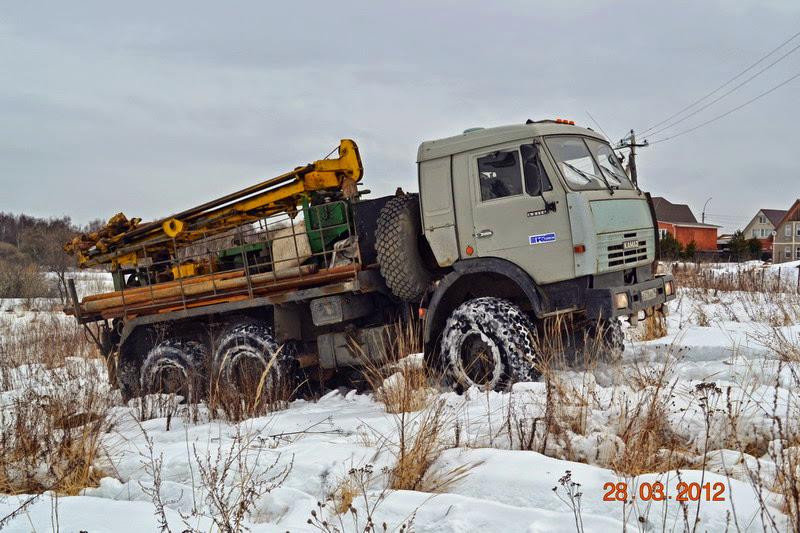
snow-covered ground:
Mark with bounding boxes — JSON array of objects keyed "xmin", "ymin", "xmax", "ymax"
[{"xmin": 0, "ymin": 267, "xmax": 797, "ymax": 532}]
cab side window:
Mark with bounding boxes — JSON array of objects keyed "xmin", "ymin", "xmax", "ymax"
[
  {"xmin": 520, "ymin": 143, "xmax": 552, "ymax": 196},
  {"xmin": 477, "ymin": 151, "xmax": 522, "ymax": 201}
]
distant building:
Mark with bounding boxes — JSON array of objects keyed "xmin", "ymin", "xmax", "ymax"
[
  {"xmin": 717, "ymin": 233, "xmax": 733, "ymax": 251},
  {"xmin": 772, "ymin": 199, "xmax": 800, "ymax": 264},
  {"xmin": 651, "ymin": 197, "xmax": 719, "ymax": 251},
  {"xmin": 742, "ymin": 208, "xmax": 787, "ymax": 258}
]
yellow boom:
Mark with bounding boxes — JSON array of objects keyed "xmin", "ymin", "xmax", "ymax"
[{"xmin": 65, "ymin": 139, "xmax": 363, "ymax": 270}]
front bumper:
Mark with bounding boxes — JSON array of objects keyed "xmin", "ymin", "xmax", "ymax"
[{"xmin": 585, "ymin": 274, "xmax": 675, "ymax": 318}]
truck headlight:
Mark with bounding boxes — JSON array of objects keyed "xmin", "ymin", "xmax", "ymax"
[
  {"xmin": 615, "ymin": 292, "xmax": 629, "ymax": 309},
  {"xmin": 665, "ymin": 280, "xmax": 675, "ymax": 296}
]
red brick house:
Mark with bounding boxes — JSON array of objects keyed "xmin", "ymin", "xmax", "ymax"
[{"xmin": 651, "ymin": 197, "xmax": 719, "ymax": 251}]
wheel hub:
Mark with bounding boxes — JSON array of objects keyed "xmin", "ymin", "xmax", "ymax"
[
  {"xmin": 152, "ymin": 361, "xmax": 188, "ymax": 396},
  {"xmin": 458, "ymin": 331, "xmax": 501, "ymax": 387},
  {"xmin": 229, "ymin": 352, "xmax": 271, "ymax": 398}
]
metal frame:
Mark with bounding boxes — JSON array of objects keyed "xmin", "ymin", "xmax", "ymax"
[{"xmin": 74, "ymin": 199, "xmax": 362, "ymax": 322}]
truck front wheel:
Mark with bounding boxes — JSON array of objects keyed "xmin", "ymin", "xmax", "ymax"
[
  {"xmin": 568, "ymin": 318, "xmax": 624, "ymax": 364},
  {"xmin": 440, "ymin": 297, "xmax": 539, "ymax": 390},
  {"xmin": 140, "ymin": 339, "xmax": 208, "ymax": 402}
]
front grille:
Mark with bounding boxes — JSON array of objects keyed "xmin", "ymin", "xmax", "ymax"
[{"xmin": 597, "ymin": 230, "xmax": 654, "ymax": 272}]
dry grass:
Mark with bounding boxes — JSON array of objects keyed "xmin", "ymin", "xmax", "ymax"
[
  {"xmin": 388, "ymin": 398, "xmax": 461, "ymax": 492},
  {"xmin": 612, "ymin": 371, "xmax": 687, "ymax": 476},
  {"xmin": 0, "ymin": 313, "xmax": 96, "ymax": 375},
  {"xmin": 634, "ymin": 313, "xmax": 668, "ymax": 341},
  {"xmin": 206, "ymin": 342, "xmax": 298, "ymax": 423},
  {"xmin": 739, "ymin": 331, "xmax": 800, "ymax": 532},
  {"xmin": 310, "ymin": 464, "xmax": 418, "ymax": 533},
  {"xmin": 0, "ymin": 313, "xmax": 115, "ymax": 495},
  {"xmin": 670, "ymin": 261, "xmax": 799, "ymax": 294},
  {"xmin": 207, "ymin": 366, "xmax": 286, "ymax": 423},
  {"xmin": 485, "ymin": 312, "xmax": 699, "ymax": 479},
  {"xmin": 667, "ymin": 262, "xmax": 800, "ymax": 327},
  {"xmin": 356, "ymin": 321, "xmax": 474, "ymax": 494},
  {"xmin": 359, "ymin": 320, "xmax": 440, "ymax": 414},
  {"xmin": 498, "ymin": 314, "xmax": 614, "ymax": 457},
  {"xmin": 331, "ymin": 473, "xmax": 361, "ymax": 515}
]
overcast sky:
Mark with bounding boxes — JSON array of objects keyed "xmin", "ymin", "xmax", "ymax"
[{"xmin": 1, "ymin": 1, "xmax": 798, "ymax": 233}]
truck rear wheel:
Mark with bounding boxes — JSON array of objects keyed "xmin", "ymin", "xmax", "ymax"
[
  {"xmin": 375, "ymin": 193, "xmax": 437, "ymax": 302},
  {"xmin": 440, "ymin": 297, "xmax": 539, "ymax": 390},
  {"xmin": 140, "ymin": 338, "xmax": 207, "ymax": 402},
  {"xmin": 212, "ymin": 322, "xmax": 291, "ymax": 403}
]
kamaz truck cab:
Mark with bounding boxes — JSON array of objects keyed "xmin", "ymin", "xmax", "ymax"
[{"xmin": 376, "ymin": 120, "xmax": 676, "ymax": 388}]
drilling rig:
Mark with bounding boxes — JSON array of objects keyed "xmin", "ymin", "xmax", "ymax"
[{"xmin": 66, "ymin": 122, "xmax": 675, "ymax": 402}]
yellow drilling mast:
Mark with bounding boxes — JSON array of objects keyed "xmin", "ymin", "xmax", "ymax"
[{"xmin": 65, "ymin": 140, "xmax": 363, "ymax": 271}]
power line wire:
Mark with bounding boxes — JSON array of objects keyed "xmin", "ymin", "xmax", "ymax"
[
  {"xmin": 704, "ymin": 216, "xmax": 752, "ymax": 223},
  {"xmin": 643, "ymin": 41, "xmax": 800, "ymax": 139},
  {"xmin": 585, "ymin": 110, "xmax": 612, "ymax": 140},
  {"xmin": 648, "ymin": 70, "xmax": 800, "ymax": 144},
  {"xmin": 639, "ymin": 30, "xmax": 800, "ymax": 135}
]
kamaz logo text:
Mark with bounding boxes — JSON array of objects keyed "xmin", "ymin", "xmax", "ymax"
[{"xmin": 529, "ymin": 233, "xmax": 556, "ymax": 245}]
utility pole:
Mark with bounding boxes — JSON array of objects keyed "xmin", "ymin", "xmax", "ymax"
[
  {"xmin": 702, "ymin": 197, "xmax": 712, "ymax": 224},
  {"xmin": 617, "ymin": 129, "xmax": 649, "ymax": 186}
]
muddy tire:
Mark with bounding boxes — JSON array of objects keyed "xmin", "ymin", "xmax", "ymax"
[
  {"xmin": 140, "ymin": 338, "xmax": 208, "ymax": 402},
  {"xmin": 212, "ymin": 322, "xmax": 292, "ymax": 402},
  {"xmin": 440, "ymin": 297, "xmax": 539, "ymax": 390},
  {"xmin": 375, "ymin": 194, "xmax": 437, "ymax": 302},
  {"xmin": 569, "ymin": 318, "xmax": 625, "ymax": 364}
]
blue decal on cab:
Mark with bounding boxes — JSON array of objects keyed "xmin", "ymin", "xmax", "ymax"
[{"xmin": 529, "ymin": 233, "xmax": 556, "ymax": 245}]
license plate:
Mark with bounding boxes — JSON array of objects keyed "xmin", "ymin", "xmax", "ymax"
[
  {"xmin": 641, "ymin": 288, "xmax": 658, "ymax": 301},
  {"xmin": 623, "ymin": 240, "xmax": 639, "ymax": 250}
]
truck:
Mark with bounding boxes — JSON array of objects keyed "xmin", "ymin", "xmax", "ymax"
[{"xmin": 65, "ymin": 120, "xmax": 676, "ymax": 403}]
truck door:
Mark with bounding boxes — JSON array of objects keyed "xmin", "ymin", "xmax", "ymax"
[{"xmin": 469, "ymin": 141, "xmax": 574, "ymax": 284}]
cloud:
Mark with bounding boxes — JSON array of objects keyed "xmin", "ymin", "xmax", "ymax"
[{"xmin": 0, "ymin": 1, "xmax": 798, "ymax": 232}]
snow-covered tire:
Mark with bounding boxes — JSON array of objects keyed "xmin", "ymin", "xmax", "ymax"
[
  {"xmin": 570, "ymin": 318, "xmax": 625, "ymax": 363},
  {"xmin": 140, "ymin": 338, "xmax": 208, "ymax": 402},
  {"xmin": 440, "ymin": 297, "xmax": 539, "ymax": 390},
  {"xmin": 375, "ymin": 194, "xmax": 437, "ymax": 302},
  {"xmin": 212, "ymin": 322, "xmax": 292, "ymax": 402}
]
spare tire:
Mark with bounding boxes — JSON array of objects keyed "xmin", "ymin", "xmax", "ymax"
[{"xmin": 375, "ymin": 194, "xmax": 437, "ymax": 301}]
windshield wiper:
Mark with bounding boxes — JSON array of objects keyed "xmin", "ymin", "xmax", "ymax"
[
  {"xmin": 562, "ymin": 162, "xmax": 596, "ymax": 183},
  {"xmin": 600, "ymin": 165, "xmax": 625, "ymax": 186},
  {"xmin": 563, "ymin": 162, "xmax": 615, "ymax": 194},
  {"xmin": 592, "ymin": 165, "xmax": 619, "ymax": 196}
]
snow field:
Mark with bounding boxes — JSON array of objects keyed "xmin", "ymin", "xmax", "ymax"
[{"xmin": 0, "ymin": 266, "xmax": 797, "ymax": 532}]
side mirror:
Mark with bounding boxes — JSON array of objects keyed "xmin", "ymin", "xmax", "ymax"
[{"xmin": 520, "ymin": 144, "xmax": 543, "ymax": 196}]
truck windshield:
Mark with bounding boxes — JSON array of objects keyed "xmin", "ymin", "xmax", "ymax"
[
  {"xmin": 585, "ymin": 138, "xmax": 633, "ymax": 190},
  {"xmin": 545, "ymin": 136, "xmax": 634, "ymax": 191}
]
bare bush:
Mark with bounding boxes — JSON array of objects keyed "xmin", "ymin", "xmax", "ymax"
[
  {"xmin": 0, "ymin": 261, "xmax": 54, "ymax": 300},
  {"xmin": 136, "ymin": 424, "xmax": 293, "ymax": 533},
  {"xmin": 189, "ymin": 427, "xmax": 292, "ymax": 532},
  {"xmin": 310, "ymin": 464, "xmax": 417, "ymax": 533}
]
